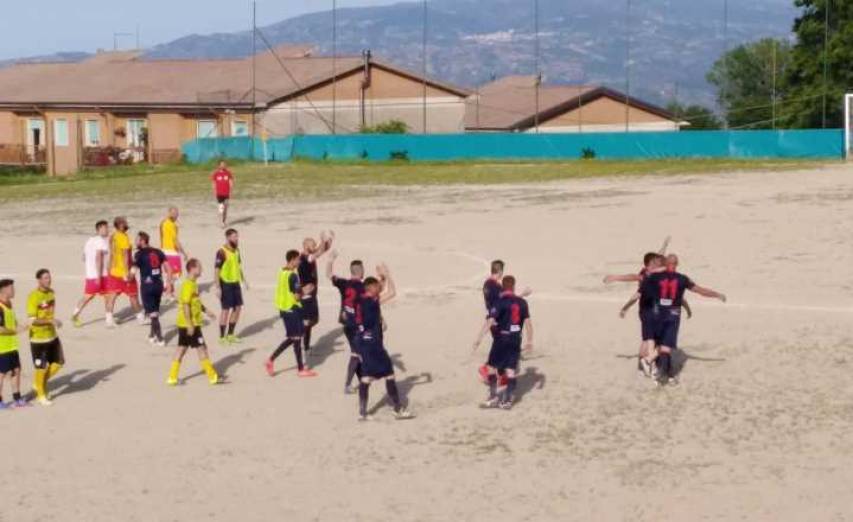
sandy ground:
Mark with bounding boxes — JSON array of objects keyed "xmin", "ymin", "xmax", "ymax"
[{"xmin": 2, "ymin": 164, "xmax": 853, "ymax": 522}]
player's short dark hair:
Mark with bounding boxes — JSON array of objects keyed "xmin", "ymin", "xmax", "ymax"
[
  {"xmin": 0, "ymin": 279, "xmax": 13, "ymax": 290},
  {"xmin": 490, "ymin": 260, "xmax": 505, "ymax": 275},
  {"xmin": 114, "ymin": 216, "xmax": 127, "ymax": 228},
  {"xmin": 350, "ymin": 260, "xmax": 364, "ymax": 268},
  {"xmin": 137, "ymin": 231, "xmax": 150, "ymax": 245},
  {"xmin": 35, "ymin": 269, "xmax": 49, "ymax": 279},
  {"xmin": 364, "ymin": 276, "xmax": 380, "ymax": 287},
  {"xmin": 186, "ymin": 258, "xmax": 200, "ymax": 272},
  {"xmin": 286, "ymin": 249, "xmax": 300, "ymax": 262},
  {"xmin": 95, "ymin": 220, "xmax": 108, "ymax": 230},
  {"xmin": 643, "ymin": 252, "xmax": 659, "ymax": 266},
  {"xmin": 225, "ymin": 228, "xmax": 238, "ymax": 237},
  {"xmin": 501, "ymin": 275, "xmax": 516, "ymax": 291}
]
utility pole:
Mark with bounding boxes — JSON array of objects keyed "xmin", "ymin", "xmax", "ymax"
[
  {"xmin": 332, "ymin": 0, "xmax": 337, "ymax": 134},
  {"xmin": 251, "ymin": 1, "xmax": 257, "ymax": 139},
  {"xmin": 624, "ymin": 0, "xmax": 632, "ymax": 132},
  {"xmin": 822, "ymin": 0, "xmax": 830, "ymax": 129},
  {"xmin": 722, "ymin": 0, "xmax": 729, "ymax": 129},
  {"xmin": 422, "ymin": 0, "xmax": 428, "ymax": 134},
  {"xmin": 534, "ymin": 0, "xmax": 540, "ymax": 133},
  {"xmin": 772, "ymin": 40, "xmax": 777, "ymax": 130}
]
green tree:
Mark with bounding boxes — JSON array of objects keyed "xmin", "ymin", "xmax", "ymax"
[
  {"xmin": 665, "ymin": 102, "xmax": 723, "ymax": 130},
  {"xmin": 707, "ymin": 38, "xmax": 792, "ymax": 129},
  {"xmin": 783, "ymin": 0, "xmax": 853, "ymax": 128},
  {"xmin": 360, "ymin": 119, "xmax": 409, "ymax": 134}
]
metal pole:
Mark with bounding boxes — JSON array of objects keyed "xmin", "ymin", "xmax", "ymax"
[
  {"xmin": 822, "ymin": 0, "xmax": 830, "ymax": 129},
  {"xmin": 332, "ymin": 0, "xmax": 337, "ymax": 135},
  {"xmin": 251, "ymin": 1, "xmax": 257, "ymax": 139},
  {"xmin": 534, "ymin": 0, "xmax": 540, "ymax": 133},
  {"xmin": 136, "ymin": 24, "xmax": 140, "ymax": 49},
  {"xmin": 772, "ymin": 40, "xmax": 777, "ymax": 130},
  {"xmin": 624, "ymin": 0, "xmax": 631, "ymax": 132},
  {"xmin": 722, "ymin": 0, "xmax": 729, "ymax": 129},
  {"xmin": 422, "ymin": 0, "xmax": 428, "ymax": 134}
]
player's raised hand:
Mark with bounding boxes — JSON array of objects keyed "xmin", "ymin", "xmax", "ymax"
[
  {"xmin": 376, "ymin": 263, "xmax": 389, "ymax": 279},
  {"xmin": 520, "ymin": 286, "xmax": 533, "ymax": 298},
  {"xmin": 329, "ymin": 249, "xmax": 339, "ymax": 261}
]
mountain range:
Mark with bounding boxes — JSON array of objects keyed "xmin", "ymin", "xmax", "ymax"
[{"xmin": 5, "ymin": 0, "xmax": 799, "ymax": 107}]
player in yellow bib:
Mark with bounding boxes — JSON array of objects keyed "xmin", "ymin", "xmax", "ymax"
[
  {"xmin": 160, "ymin": 207, "xmax": 187, "ymax": 300},
  {"xmin": 167, "ymin": 259, "xmax": 220, "ymax": 386},
  {"xmin": 27, "ymin": 269, "xmax": 65, "ymax": 406},
  {"xmin": 214, "ymin": 228, "xmax": 249, "ymax": 344},
  {"xmin": 104, "ymin": 216, "xmax": 144, "ymax": 327},
  {"xmin": 0, "ymin": 279, "xmax": 28, "ymax": 409}
]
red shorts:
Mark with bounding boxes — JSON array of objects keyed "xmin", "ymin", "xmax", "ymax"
[
  {"xmin": 104, "ymin": 275, "xmax": 138, "ymax": 296},
  {"xmin": 84, "ymin": 278, "xmax": 105, "ymax": 296},
  {"xmin": 166, "ymin": 255, "xmax": 183, "ymax": 276}
]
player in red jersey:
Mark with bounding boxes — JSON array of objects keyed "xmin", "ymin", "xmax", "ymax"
[{"xmin": 210, "ymin": 160, "xmax": 234, "ymax": 228}]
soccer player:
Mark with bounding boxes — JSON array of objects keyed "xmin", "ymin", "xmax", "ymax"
[
  {"xmin": 104, "ymin": 216, "xmax": 144, "ymax": 328},
  {"xmin": 167, "ymin": 259, "xmax": 219, "ymax": 386},
  {"xmin": 478, "ymin": 260, "xmax": 531, "ymax": 384},
  {"xmin": 326, "ymin": 249, "xmax": 365, "ymax": 393},
  {"xmin": 354, "ymin": 264, "xmax": 413, "ymax": 420},
  {"xmin": 211, "ymin": 160, "xmax": 234, "ymax": 227},
  {"xmin": 131, "ymin": 232, "xmax": 172, "ymax": 346},
  {"xmin": 0, "ymin": 279, "xmax": 28, "ymax": 408},
  {"xmin": 265, "ymin": 250, "xmax": 318, "ymax": 378},
  {"xmin": 160, "ymin": 207, "xmax": 187, "ymax": 300},
  {"xmin": 298, "ymin": 231, "xmax": 334, "ymax": 354},
  {"xmin": 71, "ymin": 220, "xmax": 110, "ymax": 327},
  {"xmin": 473, "ymin": 275, "xmax": 534, "ymax": 410},
  {"xmin": 214, "ymin": 228, "xmax": 249, "ymax": 344},
  {"xmin": 637, "ymin": 254, "xmax": 726, "ymax": 386},
  {"xmin": 27, "ymin": 269, "xmax": 64, "ymax": 406}
]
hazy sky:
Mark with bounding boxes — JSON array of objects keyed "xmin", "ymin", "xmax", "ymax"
[{"xmin": 0, "ymin": 0, "xmax": 403, "ymax": 60}]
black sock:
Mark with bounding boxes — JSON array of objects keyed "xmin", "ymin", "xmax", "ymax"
[
  {"xmin": 12, "ymin": 392, "xmax": 21, "ymax": 401},
  {"xmin": 219, "ymin": 324, "xmax": 226, "ymax": 338},
  {"xmin": 270, "ymin": 339, "xmax": 293, "ymax": 361},
  {"xmin": 304, "ymin": 327, "xmax": 312, "ymax": 352},
  {"xmin": 151, "ymin": 316, "xmax": 161, "ymax": 339},
  {"xmin": 345, "ymin": 356, "xmax": 361, "ymax": 387},
  {"xmin": 504, "ymin": 378, "xmax": 517, "ymax": 403},
  {"xmin": 228, "ymin": 322, "xmax": 236, "ymax": 336},
  {"xmin": 358, "ymin": 383, "xmax": 369, "ymax": 417},
  {"xmin": 386, "ymin": 379, "xmax": 402, "ymax": 411},
  {"xmin": 487, "ymin": 374, "xmax": 498, "ymax": 398},
  {"xmin": 660, "ymin": 353, "xmax": 672, "ymax": 378},
  {"xmin": 294, "ymin": 340, "xmax": 304, "ymax": 371}
]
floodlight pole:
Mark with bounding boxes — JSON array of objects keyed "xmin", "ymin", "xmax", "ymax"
[
  {"xmin": 422, "ymin": 0, "xmax": 428, "ymax": 134},
  {"xmin": 624, "ymin": 0, "xmax": 632, "ymax": 132},
  {"xmin": 332, "ymin": 0, "xmax": 337, "ymax": 135},
  {"xmin": 534, "ymin": 0, "xmax": 540, "ymax": 133},
  {"xmin": 822, "ymin": 0, "xmax": 830, "ymax": 129}
]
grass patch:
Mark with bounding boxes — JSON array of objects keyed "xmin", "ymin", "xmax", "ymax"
[{"xmin": 0, "ymin": 158, "xmax": 832, "ymax": 202}]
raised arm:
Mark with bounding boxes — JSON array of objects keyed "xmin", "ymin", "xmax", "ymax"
[
  {"xmin": 658, "ymin": 236, "xmax": 671, "ymax": 255},
  {"xmin": 325, "ymin": 249, "xmax": 339, "ymax": 281},
  {"xmin": 314, "ymin": 230, "xmax": 335, "ymax": 260},
  {"xmin": 377, "ymin": 263, "xmax": 396, "ymax": 304},
  {"xmin": 689, "ymin": 284, "xmax": 726, "ymax": 302}
]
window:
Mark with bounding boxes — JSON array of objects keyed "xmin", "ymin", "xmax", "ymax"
[
  {"xmin": 85, "ymin": 120, "xmax": 100, "ymax": 147},
  {"xmin": 54, "ymin": 119, "xmax": 69, "ymax": 147},
  {"xmin": 127, "ymin": 119, "xmax": 146, "ymax": 148},
  {"xmin": 197, "ymin": 120, "xmax": 218, "ymax": 139},
  {"xmin": 231, "ymin": 120, "xmax": 249, "ymax": 137}
]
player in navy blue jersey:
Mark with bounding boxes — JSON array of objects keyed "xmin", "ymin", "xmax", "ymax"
[
  {"xmin": 473, "ymin": 275, "xmax": 534, "ymax": 410},
  {"xmin": 298, "ymin": 231, "xmax": 334, "ymax": 354},
  {"xmin": 131, "ymin": 232, "xmax": 172, "ymax": 346},
  {"xmin": 326, "ymin": 249, "xmax": 366, "ymax": 394},
  {"xmin": 354, "ymin": 264, "xmax": 413, "ymax": 420},
  {"xmin": 478, "ymin": 260, "xmax": 532, "ymax": 385},
  {"xmin": 637, "ymin": 254, "xmax": 726, "ymax": 386}
]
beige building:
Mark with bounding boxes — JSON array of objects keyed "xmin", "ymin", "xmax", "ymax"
[
  {"xmin": 0, "ymin": 47, "xmax": 468, "ymax": 175},
  {"xmin": 466, "ymin": 75, "xmax": 683, "ymax": 133}
]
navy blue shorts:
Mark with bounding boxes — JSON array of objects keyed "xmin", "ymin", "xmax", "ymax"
[
  {"xmin": 141, "ymin": 281, "xmax": 164, "ymax": 315},
  {"xmin": 220, "ymin": 282, "xmax": 243, "ymax": 310},
  {"xmin": 343, "ymin": 324, "xmax": 358, "ymax": 352},
  {"xmin": 280, "ymin": 310, "xmax": 304, "ymax": 338},
  {"xmin": 357, "ymin": 335, "xmax": 394, "ymax": 379},
  {"xmin": 487, "ymin": 335, "xmax": 521, "ymax": 372},
  {"xmin": 655, "ymin": 313, "xmax": 681, "ymax": 350},
  {"xmin": 300, "ymin": 296, "xmax": 319, "ymax": 324},
  {"xmin": 639, "ymin": 309, "xmax": 658, "ymax": 341},
  {"xmin": 0, "ymin": 351, "xmax": 21, "ymax": 374}
]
